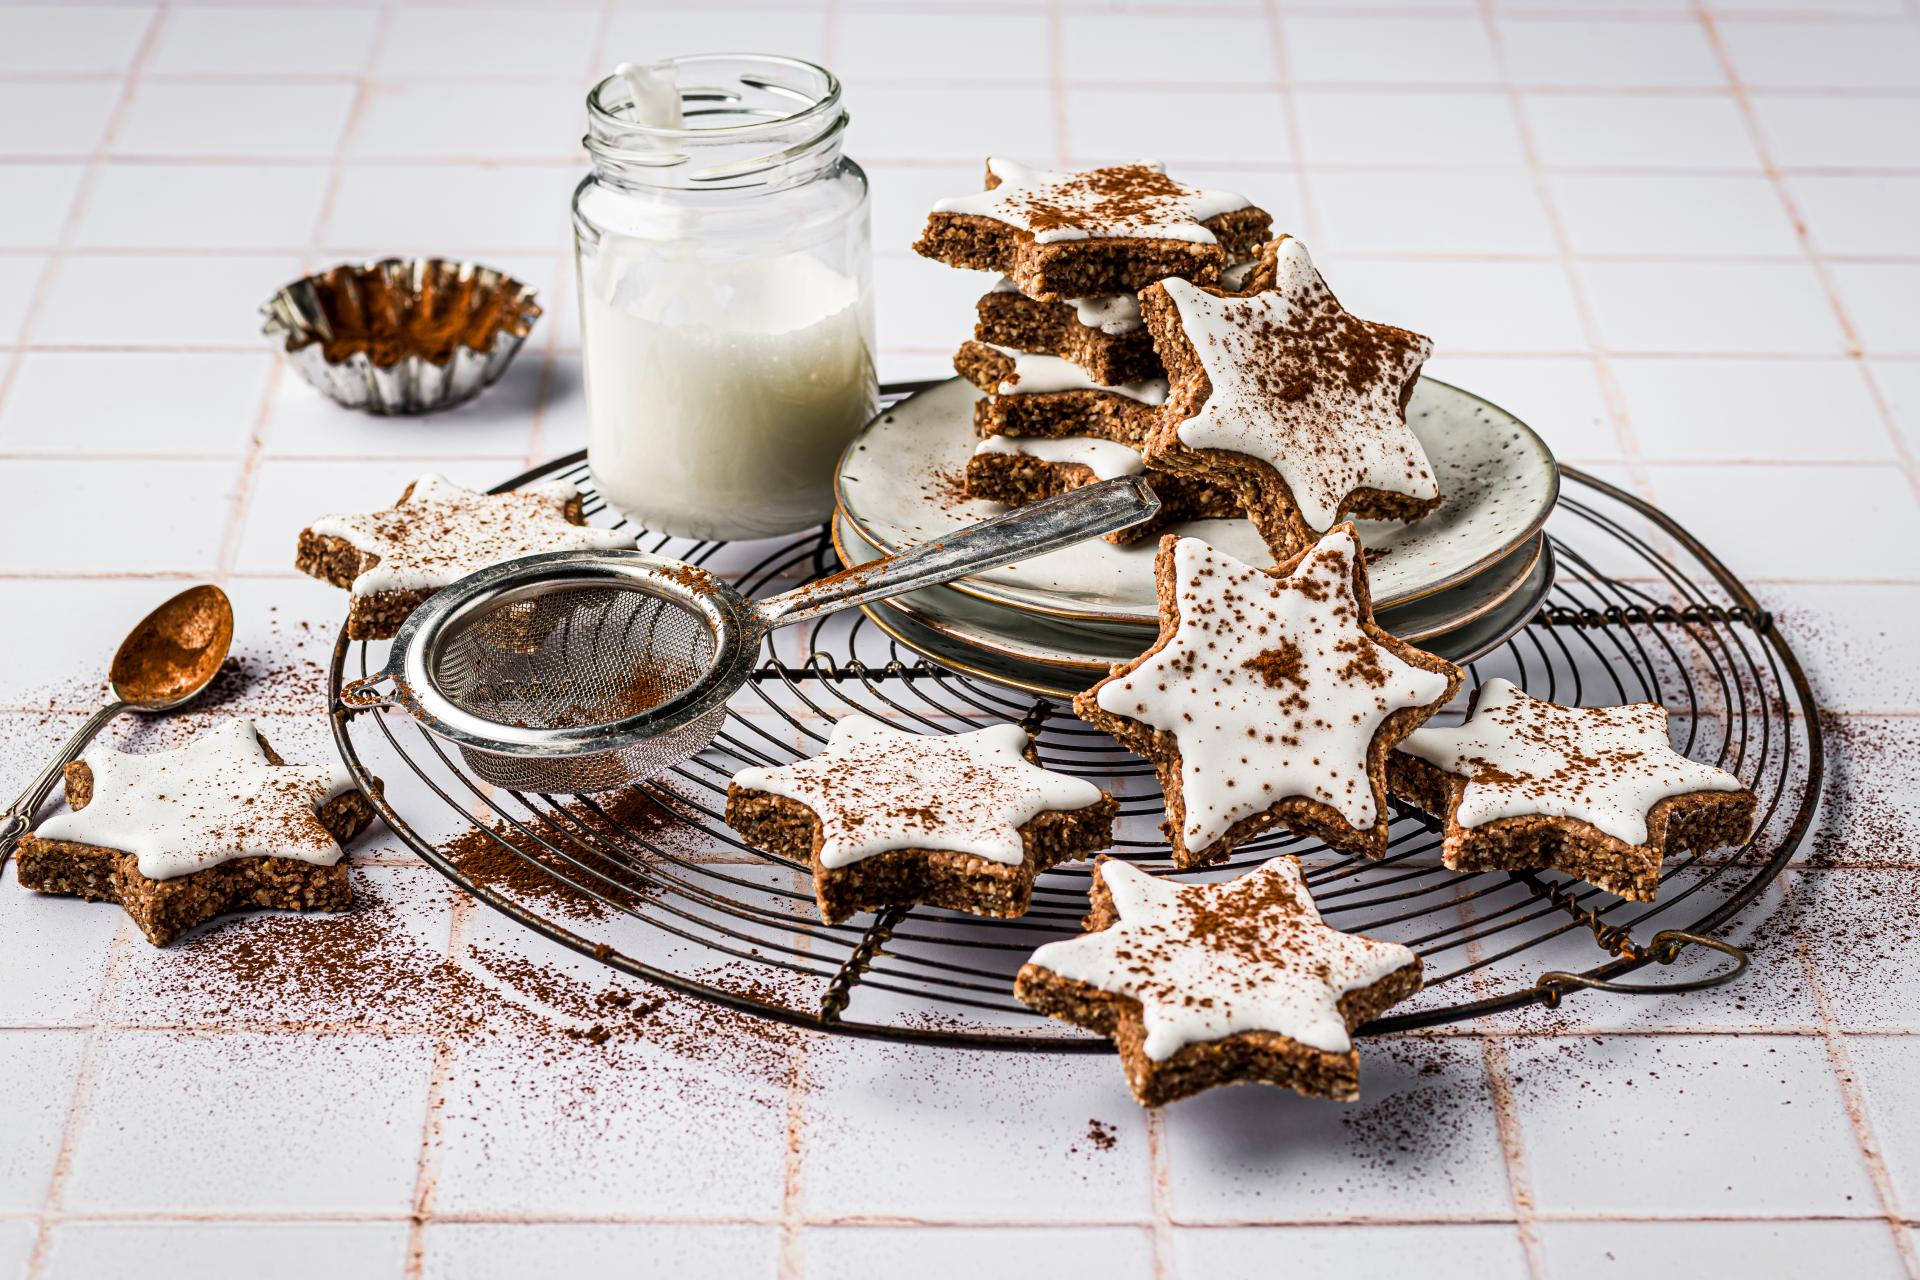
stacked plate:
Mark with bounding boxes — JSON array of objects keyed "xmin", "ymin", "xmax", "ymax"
[{"xmin": 833, "ymin": 377, "xmax": 1559, "ymax": 699}]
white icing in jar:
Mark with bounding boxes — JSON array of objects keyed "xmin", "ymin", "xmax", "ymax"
[{"xmin": 575, "ymin": 56, "xmax": 877, "ymax": 541}]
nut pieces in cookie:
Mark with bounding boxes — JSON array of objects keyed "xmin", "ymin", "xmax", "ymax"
[
  {"xmin": 1075, "ymin": 525, "xmax": 1461, "ymax": 868},
  {"xmin": 1388, "ymin": 678, "xmax": 1757, "ymax": 901},
  {"xmin": 725, "ymin": 715, "xmax": 1117, "ymax": 924},
  {"xmin": 1016, "ymin": 856, "xmax": 1422, "ymax": 1106},
  {"xmin": 1140, "ymin": 237, "xmax": 1439, "ymax": 562},
  {"xmin": 14, "ymin": 719, "xmax": 378, "ymax": 946}
]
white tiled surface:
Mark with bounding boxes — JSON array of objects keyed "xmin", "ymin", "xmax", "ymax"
[{"xmin": 2, "ymin": 4, "xmax": 1918, "ymax": 1279}]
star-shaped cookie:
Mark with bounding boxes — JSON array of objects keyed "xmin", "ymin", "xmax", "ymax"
[
  {"xmin": 725, "ymin": 714, "xmax": 1117, "ymax": 924},
  {"xmin": 1016, "ymin": 856, "xmax": 1422, "ymax": 1105},
  {"xmin": 296, "ymin": 472, "xmax": 633, "ymax": 639},
  {"xmin": 915, "ymin": 158, "xmax": 1272, "ymax": 299},
  {"xmin": 15, "ymin": 719, "xmax": 378, "ymax": 945},
  {"xmin": 1388, "ymin": 678, "xmax": 1756, "ymax": 901},
  {"xmin": 1139, "ymin": 236, "xmax": 1439, "ymax": 562},
  {"xmin": 1076, "ymin": 525, "xmax": 1460, "ymax": 868}
]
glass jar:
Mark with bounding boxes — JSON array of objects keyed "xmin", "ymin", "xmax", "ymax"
[{"xmin": 574, "ymin": 55, "xmax": 876, "ymax": 542}]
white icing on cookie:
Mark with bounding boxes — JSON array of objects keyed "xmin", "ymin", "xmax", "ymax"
[
  {"xmin": 1163, "ymin": 238, "xmax": 1437, "ymax": 533},
  {"xmin": 1398, "ymin": 678, "xmax": 1747, "ymax": 847},
  {"xmin": 306, "ymin": 473, "xmax": 634, "ymax": 597},
  {"xmin": 1027, "ymin": 857, "xmax": 1417, "ymax": 1061},
  {"xmin": 984, "ymin": 343, "xmax": 1168, "ymax": 406},
  {"xmin": 974, "ymin": 434, "xmax": 1146, "ymax": 480},
  {"xmin": 33, "ymin": 718, "xmax": 357, "ymax": 882},
  {"xmin": 730, "ymin": 714, "xmax": 1105, "ymax": 870},
  {"xmin": 936, "ymin": 158, "xmax": 1252, "ymax": 246},
  {"xmin": 994, "ymin": 257, "xmax": 1252, "ymax": 336},
  {"xmin": 1095, "ymin": 529, "xmax": 1453, "ymax": 854},
  {"xmin": 1072, "ymin": 293, "xmax": 1144, "ymax": 335}
]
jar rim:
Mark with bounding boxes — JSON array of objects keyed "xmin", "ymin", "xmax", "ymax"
[{"xmin": 585, "ymin": 53, "xmax": 843, "ymax": 143}]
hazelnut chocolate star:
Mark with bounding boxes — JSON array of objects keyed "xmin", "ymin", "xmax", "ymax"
[
  {"xmin": 14, "ymin": 719, "xmax": 377, "ymax": 945},
  {"xmin": 296, "ymin": 473, "xmax": 633, "ymax": 639},
  {"xmin": 915, "ymin": 158, "xmax": 1272, "ymax": 300},
  {"xmin": 725, "ymin": 715, "xmax": 1117, "ymax": 924},
  {"xmin": 1015, "ymin": 856, "xmax": 1423, "ymax": 1105},
  {"xmin": 1388, "ymin": 679, "xmax": 1757, "ymax": 901},
  {"xmin": 1075, "ymin": 525, "xmax": 1460, "ymax": 868},
  {"xmin": 1139, "ymin": 237, "xmax": 1439, "ymax": 562}
]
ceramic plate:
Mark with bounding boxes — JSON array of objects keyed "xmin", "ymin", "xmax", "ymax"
[
  {"xmin": 836, "ymin": 376, "xmax": 1558, "ymax": 626},
  {"xmin": 837, "ymin": 510, "xmax": 1545, "ymax": 652},
  {"xmin": 835, "ymin": 514, "xmax": 1554, "ymax": 683}
]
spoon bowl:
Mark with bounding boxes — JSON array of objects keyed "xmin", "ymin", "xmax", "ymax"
[{"xmin": 109, "ymin": 584, "xmax": 235, "ymax": 708}]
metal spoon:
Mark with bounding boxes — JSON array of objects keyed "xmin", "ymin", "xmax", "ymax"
[{"xmin": 0, "ymin": 584, "xmax": 235, "ymax": 868}]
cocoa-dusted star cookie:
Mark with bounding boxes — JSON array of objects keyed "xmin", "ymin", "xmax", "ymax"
[
  {"xmin": 1075, "ymin": 525, "xmax": 1460, "ymax": 868},
  {"xmin": 1016, "ymin": 856, "xmax": 1422, "ymax": 1105},
  {"xmin": 915, "ymin": 159, "xmax": 1271, "ymax": 300},
  {"xmin": 725, "ymin": 715, "xmax": 1117, "ymax": 924},
  {"xmin": 15, "ymin": 719, "xmax": 378, "ymax": 945},
  {"xmin": 1140, "ymin": 237, "xmax": 1439, "ymax": 562},
  {"xmin": 1388, "ymin": 678, "xmax": 1757, "ymax": 901},
  {"xmin": 296, "ymin": 472, "xmax": 634, "ymax": 639}
]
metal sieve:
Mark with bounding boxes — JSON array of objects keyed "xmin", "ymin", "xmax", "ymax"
[{"xmin": 338, "ymin": 477, "xmax": 1158, "ymax": 793}]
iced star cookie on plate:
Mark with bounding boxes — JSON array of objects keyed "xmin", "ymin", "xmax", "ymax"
[
  {"xmin": 297, "ymin": 472, "xmax": 634, "ymax": 639},
  {"xmin": 725, "ymin": 715, "xmax": 1117, "ymax": 924},
  {"xmin": 14, "ymin": 719, "xmax": 378, "ymax": 945},
  {"xmin": 915, "ymin": 159, "xmax": 1271, "ymax": 299},
  {"xmin": 1388, "ymin": 678, "xmax": 1757, "ymax": 901},
  {"xmin": 1075, "ymin": 525, "xmax": 1461, "ymax": 867},
  {"xmin": 1016, "ymin": 857, "xmax": 1422, "ymax": 1105},
  {"xmin": 1140, "ymin": 237, "xmax": 1439, "ymax": 562}
]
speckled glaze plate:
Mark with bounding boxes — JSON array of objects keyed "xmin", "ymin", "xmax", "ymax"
[
  {"xmin": 835, "ymin": 513, "xmax": 1553, "ymax": 679},
  {"xmin": 836, "ymin": 375, "xmax": 1559, "ymax": 627}
]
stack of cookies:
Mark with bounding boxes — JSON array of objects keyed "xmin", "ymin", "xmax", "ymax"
[{"xmin": 913, "ymin": 159, "xmax": 1272, "ymax": 542}]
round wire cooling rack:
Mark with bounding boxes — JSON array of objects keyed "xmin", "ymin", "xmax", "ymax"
[{"xmin": 328, "ymin": 382, "xmax": 1823, "ymax": 1048}]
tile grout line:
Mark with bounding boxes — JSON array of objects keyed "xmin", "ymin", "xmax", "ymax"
[
  {"xmin": 1461, "ymin": 911, "xmax": 1547, "ymax": 1277},
  {"xmin": 1693, "ymin": 4, "xmax": 1920, "ymax": 511},
  {"xmin": 1479, "ymin": 1035, "xmax": 1549, "ymax": 1277},
  {"xmin": 402, "ymin": 886, "xmax": 472, "ymax": 1280},
  {"xmin": 1260, "ymin": 0, "xmax": 1326, "ymax": 246},
  {"xmin": 1144, "ymin": 1108, "xmax": 1174, "ymax": 1278},
  {"xmin": 1786, "ymin": 888, "xmax": 1920, "ymax": 1276},
  {"xmin": 0, "ymin": 4, "xmax": 169, "ymax": 440},
  {"xmin": 1477, "ymin": 0, "xmax": 1654, "ymax": 507},
  {"xmin": 778, "ymin": 1034, "xmax": 811, "ymax": 1280},
  {"xmin": 24, "ymin": 918, "xmax": 141, "ymax": 1278},
  {"xmin": 13, "ymin": 14, "xmax": 172, "ymax": 1272},
  {"xmin": 213, "ymin": 3, "xmax": 395, "ymax": 579},
  {"xmin": 1047, "ymin": 0, "xmax": 1069, "ymax": 165}
]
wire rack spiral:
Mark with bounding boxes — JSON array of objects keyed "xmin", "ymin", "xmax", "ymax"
[{"xmin": 328, "ymin": 382, "xmax": 1822, "ymax": 1048}]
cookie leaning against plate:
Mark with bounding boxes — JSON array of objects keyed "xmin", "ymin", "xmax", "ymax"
[
  {"xmin": 1075, "ymin": 524, "xmax": 1461, "ymax": 868},
  {"xmin": 14, "ymin": 718, "xmax": 378, "ymax": 946},
  {"xmin": 1016, "ymin": 856, "xmax": 1422, "ymax": 1106},
  {"xmin": 1140, "ymin": 236, "xmax": 1439, "ymax": 563},
  {"xmin": 1388, "ymin": 678, "xmax": 1757, "ymax": 901},
  {"xmin": 725, "ymin": 715, "xmax": 1117, "ymax": 924},
  {"xmin": 296, "ymin": 472, "xmax": 633, "ymax": 640}
]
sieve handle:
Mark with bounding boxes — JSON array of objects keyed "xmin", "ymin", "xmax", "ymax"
[{"xmin": 753, "ymin": 476, "xmax": 1161, "ymax": 629}]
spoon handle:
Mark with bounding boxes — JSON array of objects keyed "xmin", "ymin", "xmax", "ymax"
[{"xmin": 0, "ymin": 700, "xmax": 129, "ymax": 867}]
